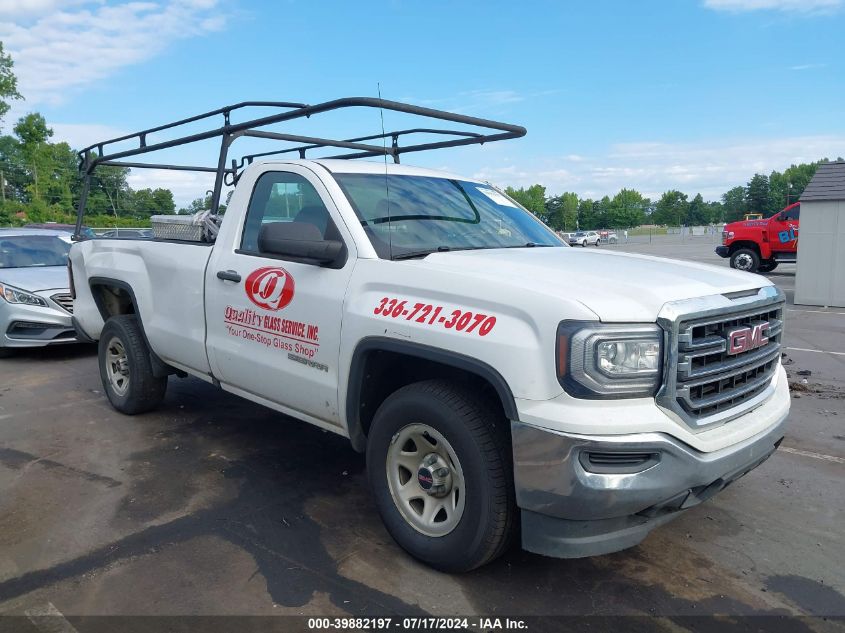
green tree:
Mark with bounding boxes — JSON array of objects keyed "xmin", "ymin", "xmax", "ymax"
[
  {"xmin": 608, "ymin": 188, "xmax": 646, "ymax": 227},
  {"xmin": 559, "ymin": 192, "xmax": 578, "ymax": 230},
  {"xmin": 545, "ymin": 192, "xmax": 578, "ymax": 230},
  {"xmin": 131, "ymin": 187, "xmax": 176, "ymax": 216},
  {"xmin": 652, "ymin": 190, "xmax": 688, "ymax": 226},
  {"xmin": 721, "ymin": 186, "xmax": 747, "ymax": 222},
  {"xmin": 93, "ymin": 164, "xmax": 130, "ymax": 216},
  {"xmin": 591, "ymin": 196, "xmax": 611, "ymax": 229},
  {"xmin": 686, "ymin": 193, "xmax": 709, "ymax": 225},
  {"xmin": 504, "ymin": 184, "xmax": 547, "ymax": 221},
  {"xmin": 0, "ymin": 42, "xmax": 22, "ymax": 129},
  {"xmin": 9, "ymin": 113, "xmax": 55, "ymax": 204},
  {"xmin": 705, "ymin": 200, "xmax": 724, "ymax": 223},
  {"xmin": 769, "ymin": 162, "xmax": 820, "ymax": 211},
  {"xmin": 745, "ymin": 173, "xmax": 769, "ymax": 215},
  {"xmin": 576, "ymin": 198, "xmax": 595, "ymax": 230}
]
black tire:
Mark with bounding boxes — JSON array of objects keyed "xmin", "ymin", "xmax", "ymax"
[
  {"xmin": 0, "ymin": 348, "xmax": 14, "ymax": 358},
  {"xmin": 98, "ymin": 315, "xmax": 167, "ymax": 415},
  {"xmin": 758, "ymin": 260, "xmax": 778, "ymax": 273},
  {"xmin": 366, "ymin": 379, "xmax": 516, "ymax": 572},
  {"xmin": 580, "ymin": 241, "xmax": 586, "ymax": 247},
  {"xmin": 730, "ymin": 247, "xmax": 760, "ymax": 273}
]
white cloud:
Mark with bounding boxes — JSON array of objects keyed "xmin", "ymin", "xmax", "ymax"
[
  {"xmin": 471, "ymin": 135, "xmax": 845, "ymax": 201},
  {"xmin": 399, "ymin": 88, "xmax": 562, "ymax": 117},
  {"xmin": 703, "ymin": 0, "xmax": 842, "ymax": 12},
  {"xmin": 0, "ymin": 0, "xmax": 227, "ymax": 105},
  {"xmin": 0, "ymin": 0, "xmax": 95, "ymax": 17},
  {"xmin": 126, "ymin": 168, "xmax": 225, "ymax": 208},
  {"xmin": 50, "ymin": 122, "xmax": 127, "ymax": 149},
  {"xmin": 789, "ymin": 63, "xmax": 827, "ymax": 70}
]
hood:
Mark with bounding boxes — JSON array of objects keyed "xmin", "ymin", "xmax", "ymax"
[
  {"xmin": 0, "ymin": 266, "xmax": 69, "ymax": 292},
  {"xmin": 416, "ymin": 247, "xmax": 771, "ymax": 322},
  {"xmin": 725, "ymin": 219, "xmax": 769, "ymax": 230}
]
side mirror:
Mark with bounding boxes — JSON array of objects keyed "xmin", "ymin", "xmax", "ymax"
[{"xmin": 258, "ymin": 222, "xmax": 343, "ymax": 265}]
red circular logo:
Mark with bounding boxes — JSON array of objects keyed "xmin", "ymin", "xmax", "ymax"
[{"xmin": 245, "ymin": 266, "xmax": 295, "ymax": 311}]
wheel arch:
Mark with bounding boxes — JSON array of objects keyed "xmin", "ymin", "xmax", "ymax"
[
  {"xmin": 89, "ymin": 277, "xmax": 138, "ymax": 322},
  {"xmin": 346, "ymin": 337, "xmax": 519, "ymax": 452},
  {"xmin": 728, "ymin": 241, "xmax": 761, "ymax": 256},
  {"xmin": 88, "ymin": 277, "xmax": 174, "ymax": 378}
]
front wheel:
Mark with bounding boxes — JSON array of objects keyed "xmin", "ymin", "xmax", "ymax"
[
  {"xmin": 366, "ymin": 380, "xmax": 516, "ymax": 572},
  {"xmin": 758, "ymin": 260, "xmax": 778, "ymax": 273},
  {"xmin": 98, "ymin": 315, "xmax": 167, "ymax": 415},
  {"xmin": 730, "ymin": 248, "xmax": 760, "ymax": 273}
]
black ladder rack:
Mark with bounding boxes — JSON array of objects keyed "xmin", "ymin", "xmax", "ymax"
[{"xmin": 74, "ymin": 97, "xmax": 527, "ymax": 238}]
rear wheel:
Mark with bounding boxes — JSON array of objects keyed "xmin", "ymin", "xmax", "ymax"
[
  {"xmin": 98, "ymin": 315, "xmax": 167, "ymax": 414},
  {"xmin": 730, "ymin": 248, "xmax": 760, "ymax": 273},
  {"xmin": 366, "ymin": 379, "xmax": 516, "ymax": 572}
]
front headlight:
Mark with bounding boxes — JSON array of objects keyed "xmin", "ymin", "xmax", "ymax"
[
  {"xmin": 557, "ymin": 322, "xmax": 663, "ymax": 398},
  {"xmin": 0, "ymin": 283, "xmax": 49, "ymax": 307}
]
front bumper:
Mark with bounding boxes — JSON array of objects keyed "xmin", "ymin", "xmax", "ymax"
[
  {"xmin": 0, "ymin": 300, "xmax": 76, "ymax": 349},
  {"xmin": 512, "ymin": 397, "xmax": 788, "ymax": 558},
  {"xmin": 715, "ymin": 245, "xmax": 729, "ymax": 258}
]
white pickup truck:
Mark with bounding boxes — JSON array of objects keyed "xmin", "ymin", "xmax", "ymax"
[{"xmin": 69, "ymin": 99, "xmax": 789, "ymax": 572}]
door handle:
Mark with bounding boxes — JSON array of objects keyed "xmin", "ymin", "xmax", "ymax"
[{"xmin": 216, "ymin": 270, "xmax": 241, "ymax": 283}]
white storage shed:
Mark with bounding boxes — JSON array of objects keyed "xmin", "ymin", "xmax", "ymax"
[{"xmin": 794, "ymin": 161, "xmax": 845, "ymax": 308}]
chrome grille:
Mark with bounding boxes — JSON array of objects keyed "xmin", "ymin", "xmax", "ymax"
[
  {"xmin": 657, "ymin": 286, "xmax": 785, "ymax": 430},
  {"xmin": 51, "ymin": 293, "xmax": 74, "ymax": 314}
]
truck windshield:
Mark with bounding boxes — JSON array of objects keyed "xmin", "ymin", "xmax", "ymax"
[
  {"xmin": 333, "ymin": 173, "xmax": 562, "ymax": 259},
  {"xmin": 0, "ymin": 235, "xmax": 71, "ymax": 268}
]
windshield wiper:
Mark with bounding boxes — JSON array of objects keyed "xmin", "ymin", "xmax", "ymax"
[
  {"xmin": 392, "ymin": 245, "xmax": 499, "ymax": 261},
  {"xmin": 392, "ymin": 245, "xmax": 453, "ymax": 260},
  {"xmin": 392, "ymin": 243, "xmax": 555, "ymax": 260}
]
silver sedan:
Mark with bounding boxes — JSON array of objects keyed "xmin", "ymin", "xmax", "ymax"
[
  {"xmin": 568, "ymin": 231, "xmax": 601, "ymax": 247},
  {"xmin": 0, "ymin": 229, "xmax": 76, "ymax": 356}
]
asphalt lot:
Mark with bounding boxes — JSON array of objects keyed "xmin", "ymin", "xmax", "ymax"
[{"xmin": 0, "ymin": 238, "xmax": 843, "ymax": 629}]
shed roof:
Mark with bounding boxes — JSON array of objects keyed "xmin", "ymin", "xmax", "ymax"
[{"xmin": 800, "ymin": 161, "xmax": 845, "ymax": 202}]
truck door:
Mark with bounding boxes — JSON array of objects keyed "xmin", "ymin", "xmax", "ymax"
[
  {"xmin": 204, "ymin": 166, "xmax": 355, "ymax": 427},
  {"xmin": 768, "ymin": 203, "xmax": 800, "ymax": 255}
]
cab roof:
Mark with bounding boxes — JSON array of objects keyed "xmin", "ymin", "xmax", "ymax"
[{"xmin": 248, "ymin": 158, "xmax": 479, "ymax": 183}]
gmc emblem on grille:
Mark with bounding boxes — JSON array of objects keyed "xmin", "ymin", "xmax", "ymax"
[{"xmin": 726, "ymin": 321, "xmax": 770, "ymax": 355}]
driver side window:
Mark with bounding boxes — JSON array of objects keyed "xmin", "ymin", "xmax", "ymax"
[
  {"xmin": 241, "ymin": 171, "xmax": 337, "ymax": 252},
  {"xmin": 783, "ymin": 206, "xmax": 800, "ymax": 221}
]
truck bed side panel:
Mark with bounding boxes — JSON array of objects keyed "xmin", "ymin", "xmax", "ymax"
[{"xmin": 71, "ymin": 240, "xmax": 214, "ymax": 375}]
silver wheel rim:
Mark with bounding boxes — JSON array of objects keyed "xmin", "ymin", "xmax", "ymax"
[
  {"xmin": 386, "ymin": 423, "xmax": 466, "ymax": 537},
  {"xmin": 735, "ymin": 253, "xmax": 754, "ymax": 271},
  {"xmin": 105, "ymin": 337, "xmax": 130, "ymax": 396}
]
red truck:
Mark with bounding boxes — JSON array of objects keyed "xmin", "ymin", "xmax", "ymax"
[{"xmin": 715, "ymin": 202, "xmax": 800, "ymax": 273}]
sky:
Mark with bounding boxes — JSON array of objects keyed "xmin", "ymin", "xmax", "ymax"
[{"xmin": 0, "ymin": 0, "xmax": 843, "ymax": 206}]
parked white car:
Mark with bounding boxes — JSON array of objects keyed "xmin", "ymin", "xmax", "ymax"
[
  {"xmin": 568, "ymin": 230, "xmax": 600, "ymax": 247},
  {"xmin": 69, "ymin": 99, "xmax": 789, "ymax": 572},
  {"xmin": 0, "ymin": 229, "xmax": 76, "ymax": 356}
]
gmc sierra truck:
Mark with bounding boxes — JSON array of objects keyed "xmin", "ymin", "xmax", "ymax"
[
  {"xmin": 69, "ymin": 99, "xmax": 789, "ymax": 572},
  {"xmin": 716, "ymin": 202, "xmax": 800, "ymax": 273}
]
